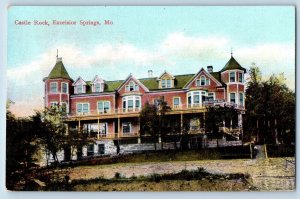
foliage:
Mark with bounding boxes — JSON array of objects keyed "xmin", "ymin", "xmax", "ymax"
[
  {"xmin": 139, "ymin": 100, "xmax": 171, "ymax": 149},
  {"xmin": 205, "ymin": 106, "xmax": 239, "ymax": 135},
  {"xmin": 244, "ymin": 65, "xmax": 295, "ymax": 144},
  {"xmin": 6, "ymin": 103, "xmax": 41, "ymax": 189}
]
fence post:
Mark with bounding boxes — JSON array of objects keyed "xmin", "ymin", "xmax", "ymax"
[{"xmin": 264, "ymin": 144, "xmax": 268, "ymax": 159}]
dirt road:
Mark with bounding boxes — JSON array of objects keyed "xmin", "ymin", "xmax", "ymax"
[{"xmin": 68, "ymin": 157, "xmax": 295, "ymax": 191}]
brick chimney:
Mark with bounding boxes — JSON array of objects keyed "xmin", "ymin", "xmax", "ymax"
[
  {"xmin": 148, "ymin": 70, "xmax": 153, "ymax": 78},
  {"xmin": 207, "ymin": 65, "xmax": 213, "ymax": 73}
]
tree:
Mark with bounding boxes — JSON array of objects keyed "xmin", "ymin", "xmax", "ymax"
[
  {"xmin": 6, "ymin": 102, "xmax": 40, "ymax": 189},
  {"xmin": 157, "ymin": 100, "xmax": 172, "ymax": 149},
  {"xmin": 139, "ymin": 102, "xmax": 159, "ymax": 150},
  {"xmin": 245, "ymin": 65, "xmax": 295, "ymax": 144}
]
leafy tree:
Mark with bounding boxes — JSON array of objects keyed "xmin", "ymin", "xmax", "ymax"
[
  {"xmin": 245, "ymin": 65, "xmax": 295, "ymax": 144},
  {"xmin": 6, "ymin": 102, "xmax": 40, "ymax": 189},
  {"xmin": 139, "ymin": 102, "xmax": 159, "ymax": 149}
]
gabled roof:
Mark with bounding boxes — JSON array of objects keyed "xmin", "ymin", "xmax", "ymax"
[
  {"xmin": 47, "ymin": 59, "xmax": 72, "ymax": 80},
  {"xmin": 183, "ymin": 68, "xmax": 223, "ymax": 88},
  {"xmin": 92, "ymin": 75, "xmax": 104, "ymax": 84},
  {"xmin": 220, "ymin": 56, "xmax": 246, "ymax": 72},
  {"xmin": 157, "ymin": 71, "xmax": 175, "ymax": 80},
  {"xmin": 72, "ymin": 76, "xmax": 87, "ymax": 86},
  {"xmin": 117, "ymin": 74, "xmax": 150, "ymax": 92},
  {"xmin": 139, "ymin": 74, "xmax": 194, "ymax": 91}
]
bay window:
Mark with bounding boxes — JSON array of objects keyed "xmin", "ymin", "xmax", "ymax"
[
  {"xmin": 122, "ymin": 96, "xmax": 141, "ymax": 112},
  {"xmin": 187, "ymin": 91, "xmax": 207, "ymax": 107}
]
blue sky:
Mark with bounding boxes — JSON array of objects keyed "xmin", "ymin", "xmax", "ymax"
[{"xmin": 7, "ymin": 6, "xmax": 295, "ymax": 116}]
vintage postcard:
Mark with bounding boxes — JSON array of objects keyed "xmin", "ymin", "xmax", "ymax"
[{"xmin": 6, "ymin": 6, "xmax": 295, "ymax": 191}]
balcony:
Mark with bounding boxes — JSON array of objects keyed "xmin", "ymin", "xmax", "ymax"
[{"xmin": 66, "ymin": 102, "xmax": 244, "ymax": 120}]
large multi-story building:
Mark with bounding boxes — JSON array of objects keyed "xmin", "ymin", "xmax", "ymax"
[{"xmin": 43, "ymin": 55, "xmax": 246, "ymax": 156}]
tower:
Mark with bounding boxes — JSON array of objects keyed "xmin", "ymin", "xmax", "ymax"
[{"xmin": 43, "ymin": 56, "xmax": 73, "ymax": 113}]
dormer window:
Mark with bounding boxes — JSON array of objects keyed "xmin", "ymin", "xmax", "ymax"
[
  {"xmin": 229, "ymin": 72, "xmax": 236, "ymax": 82},
  {"xmin": 95, "ymin": 83, "xmax": 101, "ymax": 92},
  {"xmin": 73, "ymin": 77, "xmax": 87, "ymax": 94},
  {"xmin": 162, "ymin": 79, "xmax": 172, "ymax": 88},
  {"xmin": 158, "ymin": 71, "xmax": 175, "ymax": 89},
  {"xmin": 50, "ymin": 82, "xmax": 58, "ymax": 93},
  {"xmin": 76, "ymin": 85, "xmax": 83, "ymax": 94},
  {"xmin": 126, "ymin": 81, "xmax": 139, "ymax": 92},
  {"xmin": 92, "ymin": 75, "xmax": 105, "ymax": 93}
]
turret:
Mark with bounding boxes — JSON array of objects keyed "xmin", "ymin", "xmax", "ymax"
[
  {"xmin": 220, "ymin": 55, "xmax": 246, "ymax": 107},
  {"xmin": 43, "ymin": 56, "xmax": 73, "ymax": 113}
]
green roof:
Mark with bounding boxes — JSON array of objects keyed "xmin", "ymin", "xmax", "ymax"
[
  {"xmin": 47, "ymin": 60, "xmax": 72, "ymax": 80},
  {"xmin": 139, "ymin": 74, "xmax": 194, "ymax": 90},
  {"xmin": 220, "ymin": 56, "xmax": 246, "ymax": 72}
]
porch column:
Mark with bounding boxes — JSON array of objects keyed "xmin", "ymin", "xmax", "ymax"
[
  {"xmin": 137, "ymin": 117, "xmax": 141, "ymax": 144},
  {"xmin": 97, "ymin": 117, "xmax": 100, "ymax": 139},
  {"xmin": 118, "ymin": 116, "xmax": 120, "ymax": 138},
  {"xmin": 180, "ymin": 111, "xmax": 183, "ymax": 135},
  {"xmin": 230, "ymin": 118, "xmax": 232, "ymax": 131},
  {"xmin": 238, "ymin": 113, "xmax": 243, "ymax": 141},
  {"xmin": 78, "ymin": 120, "xmax": 81, "ymax": 133},
  {"xmin": 65, "ymin": 123, "xmax": 69, "ymax": 135},
  {"xmin": 223, "ymin": 119, "xmax": 226, "ymax": 133}
]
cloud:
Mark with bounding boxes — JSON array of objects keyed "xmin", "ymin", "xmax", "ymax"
[
  {"xmin": 7, "ymin": 33, "xmax": 295, "ymax": 117},
  {"xmin": 236, "ymin": 43, "xmax": 295, "ymax": 89},
  {"xmin": 161, "ymin": 32, "xmax": 229, "ymax": 60}
]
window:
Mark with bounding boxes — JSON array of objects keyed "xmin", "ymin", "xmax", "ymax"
[
  {"xmin": 95, "ymin": 83, "xmax": 101, "ymax": 92},
  {"xmin": 126, "ymin": 81, "xmax": 139, "ymax": 92},
  {"xmin": 206, "ymin": 78, "xmax": 210, "ymax": 85},
  {"xmin": 230, "ymin": 72, "xmax": 236, "ymax": 82},
  {"xmin": 167, "ymin": 79, "xmax": 171, "ymax": 88},
  {"xmin": 76, "ymin": 85, "xmax": 83, "ymax": 94},
  {"xmin": 99, "ymin": 123, "xmax": 107, "ymax": 135},
  {"xmin": 207, "ymin": 92, "xmax": 215, "ymax": 102},
  {"xmin": 230, "ymin": 93, "xmax": 236, "ymax": 104},
  {"xmin": 238, "ymin": 72, "xmax": 243, "ymax": 83},
  {"xmin": 122, "ymin": 96, "xmax": 141, "ymax": 112},
  {"xmin": 161, "ymin": 79, "xmax": 166, "ymax": 88},
  {"xmin": 98, "ymin": 144, "xmax": 105, "ymax": 155},
  {"xmin": 187, "ymin": 91, "xmax": 207, "ymax": 107},
  {"xmin": 197, "ymin": 76, "xmax": 210, "ymax": 86},
  {"xmin": 98, "ymin": 101, "xmax": 110, "ymax": 113},
  {"xmin": 50, "ymin": 82, "xmax": 57, "ymax": 93},
  {"xmin": 122, "ymin": 122, "xmax": 131, "ymax": 134},
  {"xmin": 200, "ymin": 76, "xmax": 206, "ymax": 86},
  {"xmin": 61, "ymin": 82, "xmax": 68, "ymax": 93},
  {"xmin": 239, "ymin": 93, "xmax": 244, "ymax": 105},
  {"xmin": 77, "ymin": 103, "xmax": 89, "ymax": 114},
  {"xmin": 173, "ymin": 97, "xmax": 180, "ymax": 107},
  {"xmin": 161, "ymin": 79, "xmax": 172, "ymax": 88},
  {"xmin": 87, "ymin": 144, "xmax": 94, "ymax": 156}
]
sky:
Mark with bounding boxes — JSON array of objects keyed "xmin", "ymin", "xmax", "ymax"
[{"xmin": 7, "ymin": 6, "xmax": 295, "ymax": 117}]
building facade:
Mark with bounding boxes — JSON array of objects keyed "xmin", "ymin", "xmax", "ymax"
[{"xmin": 43, "ymin": 55, "xmax": 246, "ymax": 156}]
